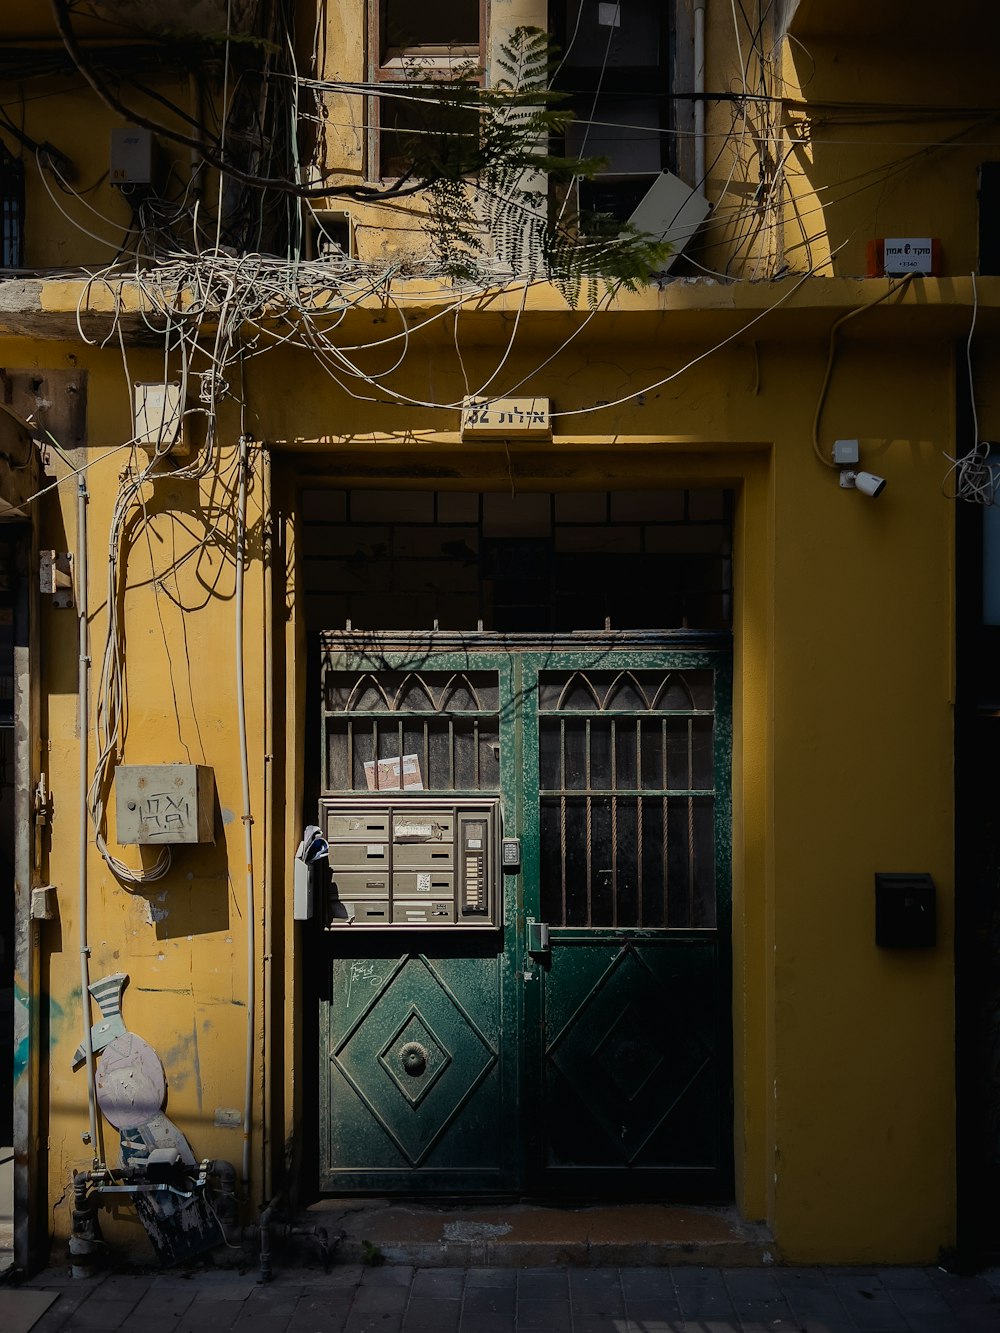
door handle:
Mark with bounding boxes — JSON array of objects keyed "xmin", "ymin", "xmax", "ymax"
[{"xmin": 526, "ymin": 919, "xmax": 550, "ymax": 957}]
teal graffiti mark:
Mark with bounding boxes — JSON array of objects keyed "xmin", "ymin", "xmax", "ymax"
[
  {"xmin": 12, "ymin": 981, "xmax": 27, "ymax": 1082},
  {"xmin": 160, "ymin": 1033, "xmax": 195, "ymax": 1092},
  {"xmin": 13, "ymin": 983, "xmax": 28, "ymax": 1082},
  {"xmin": 13, "ymin": 985, "xmax": 67, "ymax": 1080},
  {"xmin": 49, "ymin": 992, "xmax": 69, "ymax": 1057},
  {"xmin": 191, "ymin": 1018, "xmax": 203, "ymax": 1115}
]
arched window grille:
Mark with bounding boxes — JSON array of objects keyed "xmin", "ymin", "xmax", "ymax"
[{"xmin": 1, "ymin": 145, "xmax": 24, "ymax": 268}]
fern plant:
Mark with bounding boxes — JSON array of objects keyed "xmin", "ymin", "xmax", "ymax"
[{"xmin": 389, "ymin": 28, "xmax": 673, "ymax": 294}]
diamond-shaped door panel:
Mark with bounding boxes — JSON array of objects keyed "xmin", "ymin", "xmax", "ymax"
[
  {"xmin": 545, "ymin": 943, "xmax": 716, "ymax": 1167},
  {"xmin": 333, "ymin": 955, "xmax": 498, "ymax": 1167},
  {"xmin": 378, "ymin": 1010, "xmax": 452, "ymax": 1108}
]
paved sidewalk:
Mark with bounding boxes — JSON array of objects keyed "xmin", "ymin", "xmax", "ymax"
[{"xmin": 11, "ymin": 1262, "xmax": 1000, "ymax": 1333}]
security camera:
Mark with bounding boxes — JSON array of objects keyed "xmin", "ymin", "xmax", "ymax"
[{"xmin": 839, "ymin": 469, "xmax": 887, "ymax": 498}]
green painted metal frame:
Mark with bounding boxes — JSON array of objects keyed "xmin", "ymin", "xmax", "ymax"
[
  {"xmin": 317, "ymin": 635, "xmax": 732, "ymax": 1198},
  {"xmin": 519, "ymin": 646, "xmax": 733, "ymax": 1197}
]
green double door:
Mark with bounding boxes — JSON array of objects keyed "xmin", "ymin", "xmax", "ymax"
[{"xmin": 318, "ymin": 640, "xmax": 732, "ymax": 1198}]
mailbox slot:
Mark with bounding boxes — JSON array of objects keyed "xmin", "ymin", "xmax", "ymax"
[{"xmin": 320, "ymin": 796, "xmax": 501, "ymax": 930}]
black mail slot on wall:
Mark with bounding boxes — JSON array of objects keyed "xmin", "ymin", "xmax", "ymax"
[{"xmin": 874, "ymin": 873, "xmax": 936, "ymax": 948}]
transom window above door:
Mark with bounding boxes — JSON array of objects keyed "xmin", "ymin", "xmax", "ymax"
[{"xmin": 301, "ymin": 489, "xmax": 733, "ymax": 633}]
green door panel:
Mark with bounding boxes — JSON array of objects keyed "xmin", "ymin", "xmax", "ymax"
[
  {"xmin": 322, "ymin": 943, "xmax": 515, "ymax": 1191},
  {"xmin": 317, "ymin": 639, "xmax": 731, "ymax": 1199},
  {"xmin": 530, "ymin": 937, "xmax": 728, "ymax": 1194}
]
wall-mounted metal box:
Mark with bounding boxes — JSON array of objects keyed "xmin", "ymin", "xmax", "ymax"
[
  {"xmin": 116, "ymin": 765, "xmax": 215, "ymax": 845},
  {"xmin": 874, "ymin": 872, "xmax": 936, "ymax": 947}
]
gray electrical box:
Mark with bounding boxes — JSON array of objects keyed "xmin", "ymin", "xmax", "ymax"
[
  {"xmin": 110, "ymin": 126, "xmax": 154, "ymax": 186},
  {"xmin": 116, "ymin": 765, "xmax": 215, "ymax": 845},
  {"xmin": 320, "ymin": 796, "xmax": 501, "ymax": 929}
]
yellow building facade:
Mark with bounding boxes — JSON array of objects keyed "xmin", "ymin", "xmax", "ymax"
[{"xmin": 1, "ymin": 0, "xmax": 997, "ymax": 1271}]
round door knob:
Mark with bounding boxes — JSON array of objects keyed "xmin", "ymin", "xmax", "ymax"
[{"xmin": 399, "ymin": 1042, "xmax": 427, "ymax": 1077}]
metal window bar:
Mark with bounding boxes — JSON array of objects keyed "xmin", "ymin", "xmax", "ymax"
[
  {"xmin": 538, "ymin": 671, "xmax": 715, "ymax": 929},
  {"xmin": 585, "ymin": 717, "xmax": 592, "ymax": 927},
  {"xmin": 322, "ymin": 670, "xmax": 499, "ymax": 794},
  {"xmin": 1, "ymin": 148, "xmax": 24, "ymax": 269}
]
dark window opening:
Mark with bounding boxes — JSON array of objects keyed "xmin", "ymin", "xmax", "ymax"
[
  {"xmin": 378, "ymin": 86, "xmax": 480, "ymax": 182},
  {"xmin": 372, "ymin": 0, "xmax": 484, "ymax": 180},
  {"xmin": 1, "ymin": 145, "xmax": 24, "ymax": 269},
  {"xmin": 381, "ymin": 0, "xmax": 480, "ymax": 60},
  {"xmin": 549, "ymin": 0, "xmax": 671, "ymax": 226},
  {"xmin": 300, "ymin": 489, "xmax": 733, "ymax": 633}
]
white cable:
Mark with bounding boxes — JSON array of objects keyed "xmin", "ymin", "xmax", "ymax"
[{"xmin": 943, "ymin": 271, "xmax": 996, "ymax": 503}]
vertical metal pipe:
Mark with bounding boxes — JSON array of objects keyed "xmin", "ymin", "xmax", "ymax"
[
  {"xmin": 77, "ymin": 475, "xmax": 99, "ymax": 1161},
  {"xmin": 261, "ymin": 447, "xmax": 273, "ymax": 1201},
  {"xmin": 235, "ymin": 436, "xmax": 255, "ymax": 1189},
  {"xmin": 694, "ymin": 1, "xmax": 707, "ymax": 189}
]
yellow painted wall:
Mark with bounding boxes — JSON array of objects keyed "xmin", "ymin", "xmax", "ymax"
[{"xmin": 2, "ymin": 0, "xmax": 992, "ymax": 1268}]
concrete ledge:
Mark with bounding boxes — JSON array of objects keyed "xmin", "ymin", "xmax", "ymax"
[{"xmin": 301, "ymin": 1200, "xmax": 775, "ymax": 1269}]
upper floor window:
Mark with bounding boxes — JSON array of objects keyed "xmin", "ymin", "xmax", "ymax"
[
  {"xmin": 550, "ymin": 0, "xmax": 671, "ymax": 224},
  {"xmin": 370, "ymin": 1, "xmax": 485, "ymax": 181},
  {"xmin": 380, "ymin": 0, "xmax": 481, "ymax": 62},
  {"xmin": 1, "ymin": 145, "xmax": 24, "ymax": 269}
]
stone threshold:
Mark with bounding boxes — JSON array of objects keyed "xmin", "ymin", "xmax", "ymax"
[{"xmin": 299, "ymin": 1199, "xmax": 775, "ymax": 1268}]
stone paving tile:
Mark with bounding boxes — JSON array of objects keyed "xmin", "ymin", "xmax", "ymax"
[
  {"xmin": 359, "ymin": 1266, "xmax": 412, "ymax": 1287},
  {"xmin": 457, "ymin": 1316, "xmax": 512, "ymax": 1333},
  {"xmin": 130, "ymin": 1286, "xmax": 198, "ymax": 1319},
  {"xmin": 782, "ymin": 1289, "xmax": 859, "ymax": 1333},
  {"xmin": 730, "ymin": 1297, "xmax": 801, "ymax": 1332},
  {"xmin": 517, "ymin": 1270, "xmax": 570, "ymax": 1299},
  {"xmin": 567, "ymin": 1269, "xmax": 625, "ymax": 1316},
  {"xmin": 928, "ymin": 1271, "xmax": 1000, "ymax": 1307},
  {"xmin": 623, "ymin": 1322, "xmax": 684, "ymax": 1333},
  {"xmin": 460, "ymin": 1282, "xmax": 515, "ymax": 1316},
  {"xmin": 402, "ymin": 1294, "xmax": 461, "ymax": 1330},
  {"xmin": 62, "ymin": 1296, "xmax": 147, "ymax": 1328},
  {"xmin": 297, "ymin": 1289, "xmax": 355, "ymax": 1312},
  {"xmin": 245, "ymin": 1287, "xmax": 307, "ymax": 1315},
  {"xmin": 515, "ymin": 1295, "xmax": 573, "ymax": 1330},
  {"xmin": 672, "ymin": 1281, "xmax": 738, "ymax": 1323},
  {"xmin": 287, "ymin": 1294, "xmax": 350, "ymax": 1333},
  {"xmin": 876, "ymin": 1268, "xmax": 935, "ymax": 1290},
  {"xmin": 950, "ymin": 1303, "xmax": 1000, "ymax": 1330},
  {"xmin": 100, "ymin": 1274, "xmax": 155, "ymax": 1300},
  {"xmin": 823, "ymin": 1277, "xmax": 910, "ymax": 1332},
  {"xmin": 348, "ymin": 1282, "xmax": 408, "ymax": 1314},
  {"xmin": 300, "ymin": 1268, "xmax": 366, "ymax": 1289},
  {"xmin": 463, "ymin": 1268, "xmax": 516, "ymax": 1288},
  {"xmin": 342, "ymin": 1313, "xmax": 402, "ymax": 1333},
  {"xmin": 228, "ymin": 1312, "xmax": 293, "ymax": 1333},
  {"xmin": 623, "ymin": 1296, "xmax": 685, "ymax": 1324},
  {"xmin": 722, "ymin": 1269, "xmax": 782, "ymax": 1300},
  {"xmin": 116, "ymin": 1316, "xmax": 190, "ymax": 1333},
  {"xmin": 173, "ymin": 1296, "xmax": 243, "ymax": 1332},
  {"xmin": 286, "ymin": 1314, "xmax": 347, "ymax": 1333},
  {"xmin": 619, "ymin": 1268, "xmax": 677, "ymax": 1299},
  {"xmin": 28, "ymin": 1288, "xmax": 100, "ymax": 1331},
  {"xmin": 409, "ymin": 1268, "xmax": 464, "ymax": 1297}
]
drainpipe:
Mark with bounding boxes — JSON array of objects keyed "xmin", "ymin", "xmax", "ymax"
[
  {"xmin": 694, "ymin": 1, "xmax": 707, "ymax": 190},
  {"xmin": 76, "ymin": 475, "xmax": 99, "ymax": 1163},
  {"xmin": 235, "ymin": 436, "xmax": 255, "ymax": 1192},
  {"xmin": 261, "ymin": 446, "xmax": 273, "ymax": 1203}
]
